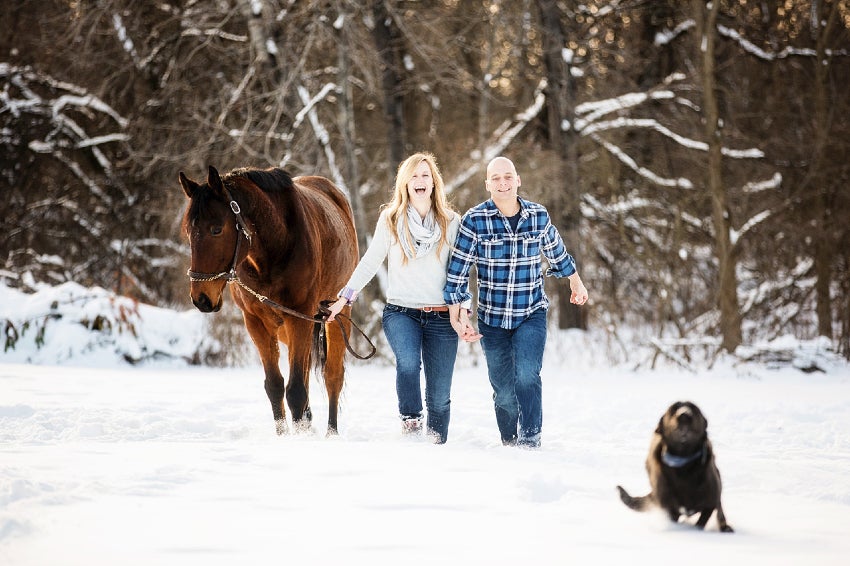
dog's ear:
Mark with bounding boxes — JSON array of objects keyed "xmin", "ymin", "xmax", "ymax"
[{"xmin": 692, "ymin": 404, "xmax": 708, "ymax": 429}]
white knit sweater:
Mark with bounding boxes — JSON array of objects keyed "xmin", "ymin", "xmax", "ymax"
[{"xmin": 341, "ymin": 209, "xmax": 462, "ymax": 308}]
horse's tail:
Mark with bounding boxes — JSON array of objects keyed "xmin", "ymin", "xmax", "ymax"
[
  {"xmin": 311, "ymin": 319, "xmax": 328, "ymax": 376},
  {"xmin": 311, "ymin": 299, "xmax": 335, "ymax": 376}
]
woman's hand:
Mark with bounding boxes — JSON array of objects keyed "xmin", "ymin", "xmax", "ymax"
[
  {"xmin": 460, "ymin": 320, "xmax": 482, "ymax": 343},
  {"xmin": 326, "ymin": 297, "xmax": 348, "ymax": 322}
]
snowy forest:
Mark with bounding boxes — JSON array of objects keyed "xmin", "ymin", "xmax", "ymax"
[{"xmin": 2, "ymin": 0, "xmax": 849, "ymax": 361}]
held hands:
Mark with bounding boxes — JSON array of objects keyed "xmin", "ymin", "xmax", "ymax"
[
  {"xmin": 449, "ymin": 304, "xmax": 482, "ymax": 343},
  {"xmin": 568, "ymin": 274, "xmax": 589, "ymax": 306},
  {"xmin": 325, "ymin": 297, "xmax": 348, "ymax": 322}
]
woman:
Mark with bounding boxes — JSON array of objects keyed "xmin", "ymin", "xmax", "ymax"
[{"xmin": 327, "ymin": 152, "xmax": 466, "ymax": 443}]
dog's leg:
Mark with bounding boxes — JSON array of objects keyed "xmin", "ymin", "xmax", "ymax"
[
  {"xmin": 616, "ymin": 486, "xmax": 655, "ymax": 512},
  {"xmin": 714, "ymin": 504, "xmax": 734, "ymax": 533},
  {"xmin": 695, "ymin": 509, "xmax": 712, "ymax": 529}
]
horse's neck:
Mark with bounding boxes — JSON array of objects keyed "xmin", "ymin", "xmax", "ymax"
[{"xmin": 245, "ymin": 189, "xmax": 303, "ymax": 262}]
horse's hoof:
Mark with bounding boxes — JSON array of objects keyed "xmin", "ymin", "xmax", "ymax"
[
  {"xmin": 326, "ymin": 426, "xmax": 339, "ymax": 437},
  {"xmin": 275, "ymin": 419, "xmax": 289, "ymax": 436}
]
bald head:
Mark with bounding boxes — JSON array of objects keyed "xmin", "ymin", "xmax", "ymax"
[{"xmin": 486, "ymin": 156, "xmax": 517, "ymax": 179}]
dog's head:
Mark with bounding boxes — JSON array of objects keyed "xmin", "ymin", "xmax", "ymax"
[{"xmin": 656, "ymin": 401, "xmax": 708, "ymax": 454}]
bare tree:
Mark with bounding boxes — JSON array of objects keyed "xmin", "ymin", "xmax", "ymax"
[
  {"xmin": 536, "ymin": 0, "xmax": 584, "ymax": 329},
  {"xmin": 694, "ymin": 0, "xmax": 742, "ymax": 352}
]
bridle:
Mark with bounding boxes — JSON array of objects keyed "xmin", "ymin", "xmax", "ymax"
[
  {"xmin": 187, "ymin": 185, "xmax": 252, "ymax": 285},
  {"xmin": 186, "ymin": 185, "xmax": 375, "ymax": 360}
]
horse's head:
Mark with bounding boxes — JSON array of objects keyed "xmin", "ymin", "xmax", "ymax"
[{"xmin": 179, "ymin": 166, "xmax": 243, "ymax": 313}]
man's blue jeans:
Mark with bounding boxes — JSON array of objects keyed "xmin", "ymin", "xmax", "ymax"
[
  {"xmin": 382, "ymin": 304, "xmax": 459, "ymax": 443},
  {"xmin": 479, "ymin": 308, "xmax": 547, "ymax": 447}
]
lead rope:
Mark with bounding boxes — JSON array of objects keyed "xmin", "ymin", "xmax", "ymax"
[{"xmin": 229, "ymin": 278, "xmax": 376, "ymax": 360}]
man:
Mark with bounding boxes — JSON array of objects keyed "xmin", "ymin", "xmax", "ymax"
[{"xmin": 445, "ymin": 156, "xmax": 588, "ymax": 448}]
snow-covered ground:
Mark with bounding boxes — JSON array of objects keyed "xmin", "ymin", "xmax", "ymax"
[{"xmin": 2, "ymin": 283, "xmax": 849, "ymax": 565}]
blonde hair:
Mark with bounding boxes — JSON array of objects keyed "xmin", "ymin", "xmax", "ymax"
[{"xmin": 383, "ymin": 152, "xmax": 456, "ymax": 263}]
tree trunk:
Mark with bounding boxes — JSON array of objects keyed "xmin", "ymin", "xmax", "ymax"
[
  {"xmin": 696, "ymin": 0, "xmax": 742, "ymax": 352},
  {"xmin": 812, "ymin": 0, "xmax": 840, "ymax": 339},
  {"xmin": 336, "ymin": 4, "xmax": 370, "ymax": 255},
  {"xmin": 536, "ymin": 0, "xmax": 585, "ymax": 330},
  {"xmin": 371, "ymin": 0, "xmax": 406, "ymax": 188},
  {"xmin": 237, "ymin": 0, "xmax": 276, "ymax": 71}
]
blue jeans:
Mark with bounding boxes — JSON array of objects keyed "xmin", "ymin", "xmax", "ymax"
[
  {"xmin": 479, "ymin": 308, "xmax": 547, "ymax": 447},
  {"xmin": 382, "ymin": 304, "xmax": 459, "ymax": 443}
]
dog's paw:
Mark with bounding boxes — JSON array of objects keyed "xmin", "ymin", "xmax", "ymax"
[{"xmin": 720, "ymin": 524, "xmax": 734, "ymax": 533}]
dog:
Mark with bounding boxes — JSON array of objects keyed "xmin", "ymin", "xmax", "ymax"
[{"xmin": 617, "ymin": 401, "xmax": 733, "ymax": 532}]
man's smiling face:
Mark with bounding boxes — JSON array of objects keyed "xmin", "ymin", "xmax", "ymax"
[{"xmin": 485, "ymin": 157, "xmax": 521, "ymax": 205}]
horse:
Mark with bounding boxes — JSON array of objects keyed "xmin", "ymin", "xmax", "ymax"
[{"xmin": 179, "ymin": 165, "xmax": 358, "ymax": 436}]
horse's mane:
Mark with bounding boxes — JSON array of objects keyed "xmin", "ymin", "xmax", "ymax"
[{"xmin": 226, "ymin": 167, "xmax": 294, "ymax": 194}]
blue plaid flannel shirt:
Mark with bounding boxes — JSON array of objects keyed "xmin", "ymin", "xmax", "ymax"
[{"xmin": 444, "ymin": 197, "xmax": 576, "ymax": 330}]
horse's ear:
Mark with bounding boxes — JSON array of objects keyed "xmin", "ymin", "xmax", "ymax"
[
  {"xmin": 208, "ymin": 166, "xmax": 225, "ymax": 195},
  {"xmin": 178, "ymin": 171, "xmax": 197, "ymax": 199}
]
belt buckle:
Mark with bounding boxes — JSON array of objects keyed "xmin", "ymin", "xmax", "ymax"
[{"xmin": 422, "ymin": 306, "xmax": 434, "ymax": 312}]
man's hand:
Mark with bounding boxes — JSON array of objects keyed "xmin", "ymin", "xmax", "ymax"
[{"xmin": 568, "ymin": 273, "xmax": 589, "ymax": 306}]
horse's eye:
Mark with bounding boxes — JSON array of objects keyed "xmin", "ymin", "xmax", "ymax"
[{"xmin": 210, "ymin": 226, "xmax": 223, "ymax": 236}]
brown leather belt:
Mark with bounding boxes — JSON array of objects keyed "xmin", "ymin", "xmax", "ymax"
[{"xmin": 420, "ymin": 306, "xmax": 449, "ymax": 312}]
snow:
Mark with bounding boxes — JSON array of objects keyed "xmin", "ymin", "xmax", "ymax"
[{"xmin": 2, "ymin": 283, "xmax": 850, "ymax": 565}]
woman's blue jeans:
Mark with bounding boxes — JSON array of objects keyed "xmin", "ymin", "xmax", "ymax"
[
  {"xmin": 479, "ymin": 308, "xmax": 547, "ymax": 447},
  {"xmin": 382, "ymin": 304, "xmax": 459, "ymax": 443}
]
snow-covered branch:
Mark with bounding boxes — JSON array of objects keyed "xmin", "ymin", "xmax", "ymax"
[
  {"xmin": 739, "ymin": 258, "xmax": 813, "ymax": 315},
  {"xmin": 112, "ymin": 13, "xmax": 140, "ymax": 67},
  {"xmin": 446, "ymin": 79, "xmax": 547, "ymax": 193},
  {"xmin": 180, "ymin": 28, "xmax": 248, "ymax": 43},
  {"xmin": 717, "ymin": 25, "xmax": 848, "ymax": 59},
  {"xmin": 730, "ymin": 209, "xmax": 772, "ymax": 248},
  {"xmin": 741, "ymin": 172, "xmax": 782, "ymax": 194},
  {"xmin": 574, "ymin": 78, "xmax": 681, "ymax": 132},
  {"xmin": 295, "ymin": 84, "xmax": 350, "ymax": 197},
  {"xmin": 655, "ymin": 20, "xmax": 847, "ymax": 59},
  {"xmin": 76, "ymin": 134, "xmax": 130, "ymax": 148},
  {"xmin": 293, "ymin": 82, "xmax": 338, "ymax": 130},
  {"xmin": 218, "ymin": 67, "xmax": 256, "ymax": 126},
  {"xmin": 654, "ymin": 20, "xmax": 696, "ymax": 46},
  {"xmin": 588, "ymin": 132, "xmax": 693, "ymax": 189},
  {"xmin": 583, "ymin": 117, "xmax": 764, "ymax": 159}
]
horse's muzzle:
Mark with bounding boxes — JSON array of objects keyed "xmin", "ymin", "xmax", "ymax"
[{"xmin": 192, "ymin": 293, "xmax": 222, "ymax": 313}]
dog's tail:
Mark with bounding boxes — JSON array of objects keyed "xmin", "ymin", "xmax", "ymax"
[{"xmin": 616, "ymin": 485, "xmax": 655, "ymax": 512}]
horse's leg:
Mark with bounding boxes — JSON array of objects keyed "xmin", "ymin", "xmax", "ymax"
[
  {"xmin": 323, "ymin": 316, "xmax": 349, "ymax": 435},
  {"xmin": 283, "ymin": 318, "xmax": 313, "ymax": 432},
  {"xmin": 243, "ymin": 311, "xmax": 289, "ymax": 435}
]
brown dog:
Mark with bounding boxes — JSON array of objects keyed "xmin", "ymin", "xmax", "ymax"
[{"xmin": 617, "ymin": 401, "xmax": 733, "ymax": 532}]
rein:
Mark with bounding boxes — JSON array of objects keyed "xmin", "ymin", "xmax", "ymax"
[{"xmin": 187, "ymin": 186, "xmax": 376, "ymax": 360}]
